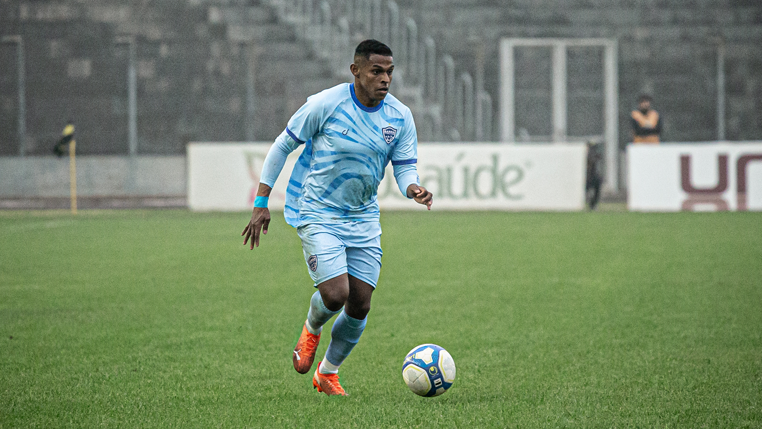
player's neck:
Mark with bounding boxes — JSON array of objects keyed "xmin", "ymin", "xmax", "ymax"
[{"xmin": 353, "ymin": 82, "xmax": 382, "ymax": 109}]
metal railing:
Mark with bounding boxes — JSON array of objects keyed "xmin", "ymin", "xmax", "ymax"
[
  {"xmin": 268, "ymin": 0, "xmax": 493, "ymax": 141},
  {"xmin": 1, "ymin": 35, "xmax": 26, "ymax": 156}
]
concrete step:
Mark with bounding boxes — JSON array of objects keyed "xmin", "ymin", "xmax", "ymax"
[
  {"xmin": 227, "ymin": 24, "xmax": 296, "ymax": 42},
  {"xmin": 258, "ymin": 42, "xmax": 306, "ymax": 60},
  {"xmin": 297, "ymin": 77, "xmax": 346, "ymax": 96},
  {"xmin": 257, "ymin": 59, "xmax": 332, "ymax": 78},
  {"xmin": 219, "ymin": 6, "xmax": 276, "ymax": 25}
]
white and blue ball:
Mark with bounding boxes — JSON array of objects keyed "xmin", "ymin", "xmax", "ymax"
[{"xmin": 402, "ymin": 344, "xmax": 456, "ymax": 397}]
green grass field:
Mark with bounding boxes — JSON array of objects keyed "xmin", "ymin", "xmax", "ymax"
[{"xmin": 1, "ymin": 209, "xmax": 761, "ymax": 427}]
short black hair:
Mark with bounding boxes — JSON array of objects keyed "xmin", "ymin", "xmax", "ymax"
[
  {"xmin": 638, "ymin": 94, "xmax": 653, "ymax": 103},
  {"xmin": 354, "ymin": 39, "xmax": 392, "ymax": 61}
]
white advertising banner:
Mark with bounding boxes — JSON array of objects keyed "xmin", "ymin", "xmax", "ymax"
[
  {"xmin": 188, "ymin": 143, "xmax": 586, "ymax": 211},
  {"xmin": 627, "ymin": 143, "xmax": 762, "ymax": 212}
]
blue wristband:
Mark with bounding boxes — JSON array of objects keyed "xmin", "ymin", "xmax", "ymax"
[{"xmin": 254, "ymin": 196, "xmax": 269, "ymax": 208}]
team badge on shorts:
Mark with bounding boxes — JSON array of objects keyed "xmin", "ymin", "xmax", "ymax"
[
  {"xmin": 307, "ymin": 255, "xmax": 318, "ymax": 272},
  {"xmin": 382, "ymin": 126, "xmax": 397, "ymax": 144}
]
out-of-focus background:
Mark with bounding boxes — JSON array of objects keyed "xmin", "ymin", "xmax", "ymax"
[
  {"xmin": 4, "ymin": 0, "xmax": 762, "ymax": 151},
  {"xmin": 1, "ymin": 0, "xmax": 761, "ymax": 209}
]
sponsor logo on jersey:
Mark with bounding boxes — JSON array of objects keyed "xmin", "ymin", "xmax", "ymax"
[
  {"xmin": 382, "ymin": 126, "xmax": 397, "ymax": 144},
  {"xmin": 308, "ymin": 255, "xmax": 318, "ymax": 272}
]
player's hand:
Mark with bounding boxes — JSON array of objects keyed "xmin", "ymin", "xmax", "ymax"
[
  {"xmin": 407, "ymin": 184, "xmax": 433, "ymax": 210},
  {"xmin": 242, "ymin": 207, "xmax": 271, "ymax": 249}
]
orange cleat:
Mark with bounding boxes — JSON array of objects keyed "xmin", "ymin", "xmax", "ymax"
[
  {"xmin": 312, "ymin": 363, "xmax": 346, "ymax": 396},
  {"xmin": 293, "ymin": 323, "xmax": 320, "ymax": 374}
]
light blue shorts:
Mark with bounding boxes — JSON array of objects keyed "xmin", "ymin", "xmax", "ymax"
[{"xmin": 296, "ymin": 222, "xmax": 383, "ymax": 288}]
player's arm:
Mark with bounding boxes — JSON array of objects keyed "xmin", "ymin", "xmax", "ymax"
[
  {"xmin": 242, "ymin": 89, "xmax": 329, "ymax": 247},
  {"xmin": 392, "ymin": 109, "xmax": 432, "ymax": 210},
  {"xmin": 242, "ymin": 130, "xmax": 300, "ymax": 249},
  {"xmin": 393, "ymin": 159, "xmax": 432, "ymax": 210}
]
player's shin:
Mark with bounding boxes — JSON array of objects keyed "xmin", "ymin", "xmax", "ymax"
[{"xmin": 321, "ymin": 311, "xmax": 367, "ymax": 374}]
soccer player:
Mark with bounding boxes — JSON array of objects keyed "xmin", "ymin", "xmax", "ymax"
[{"xmin": 241, "ymin": 39, "xmax": 433, "ymax": 396}]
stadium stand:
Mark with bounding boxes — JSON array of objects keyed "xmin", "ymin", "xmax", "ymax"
[{"xmin": 1, "ymin": 0, "xmax": 761, "ymax": 156}]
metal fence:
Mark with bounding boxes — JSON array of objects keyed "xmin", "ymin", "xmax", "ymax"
[
  {"xmin": 0, "ymin": 0, "xmax": 494, "ymax": 158},
  {"xmin": 268, "ymin": 0, "xmax": 493, "ymax": 141}
]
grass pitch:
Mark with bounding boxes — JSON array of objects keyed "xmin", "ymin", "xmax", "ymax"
[{"xmin": 1, "ymin": 209, "xmax": 761, "ymax": 427}]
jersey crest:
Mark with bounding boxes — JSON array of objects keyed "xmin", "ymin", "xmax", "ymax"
[
  {"xmin": 382, "ymin": 126, "xmax": 397, "ymax": 144},
  {"xmin": 307, "ymin": 255, "xmax": 318, "ymax": 272}
]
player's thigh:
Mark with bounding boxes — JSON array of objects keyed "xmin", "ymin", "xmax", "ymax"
[
  {"xmin": 297, "ymin": 225, "xmax": 348, "ymax": 287},
  {"xmin": 345, "ymin": 242, "xmax": 382, "ymax": 289}
]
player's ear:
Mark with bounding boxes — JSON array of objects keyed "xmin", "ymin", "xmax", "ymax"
[{"xmin": 350, "ymin": 62, "xmax": 360, "ymax": 78}]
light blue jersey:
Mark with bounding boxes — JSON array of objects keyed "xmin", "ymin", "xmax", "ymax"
[{"xmin": 260, "ymin": 83, "xmax": 420, "ymax": 228}]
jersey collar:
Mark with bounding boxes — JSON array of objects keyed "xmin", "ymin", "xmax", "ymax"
[{"xmin": 350, "ymin": 83, "xmax": 384, "ymax": 113}]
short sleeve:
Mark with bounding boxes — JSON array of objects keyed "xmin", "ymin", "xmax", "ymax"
[
  {"xmin": 391, "ymin": 109, "xmax": 418, "ymax": 166},
  {"xmin": 286, "ymin": 93, "xmax": 329, "ymax": 144}
]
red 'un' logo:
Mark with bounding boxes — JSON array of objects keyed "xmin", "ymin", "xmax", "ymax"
[{"xmin": 680, "ymin": 153, "xmax": 762, "ymax": 211}]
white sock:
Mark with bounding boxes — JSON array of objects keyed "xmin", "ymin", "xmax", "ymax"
[
  {"xmin": 305, "ymin": 319, "xmax": 321, "ymax": 335},
  {"xmin": 319, "ymin": 357, "xmax": 340, "ymax": 374}
]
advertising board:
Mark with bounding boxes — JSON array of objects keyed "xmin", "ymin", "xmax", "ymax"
[
  {"xmin": 627, "ymin": 143, "xmax": 762, "ymax": 211},
  {"xmin": 188, "ymin": 143, "xmax": 586, "ymax": 211}
]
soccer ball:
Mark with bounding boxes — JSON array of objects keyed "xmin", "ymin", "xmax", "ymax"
[{"xmin": 402, "ymin": 344, "xmax": 456, "ymax": 397}]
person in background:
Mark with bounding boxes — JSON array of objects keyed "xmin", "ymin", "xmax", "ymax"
[
  {"xmin": 585, "ymin": 141, "xmax": 603, "ymax": 210},
  {"xmin": 631, "ymin": 95, "xmax": 661, "ymax": 144}
]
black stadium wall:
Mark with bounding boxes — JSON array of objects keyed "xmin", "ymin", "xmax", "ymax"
[{"xmin": 1, "ymin": 0, "xmax": 760, "ymax": 156}]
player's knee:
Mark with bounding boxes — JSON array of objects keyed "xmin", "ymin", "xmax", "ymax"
[
  {"xmin": 318, "ymin": 280, "xmax": 349, "ymax": 311},
  {"xmin": 320, "ymin": 290, "xmax": 348, "ymax": 311}
]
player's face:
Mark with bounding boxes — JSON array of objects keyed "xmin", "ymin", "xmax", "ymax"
[{"xmin": 352, "ymin": 54, "xmax": 394, "ymax": 106}]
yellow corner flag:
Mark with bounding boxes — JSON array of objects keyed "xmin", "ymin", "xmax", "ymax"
[
  {"xmin": 54, "ymin": 121, "xmax": 75, "ymax": 158},
  {"xmin": 53, "ymin": 121, "xmax": 77, "ymax": 214}
]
